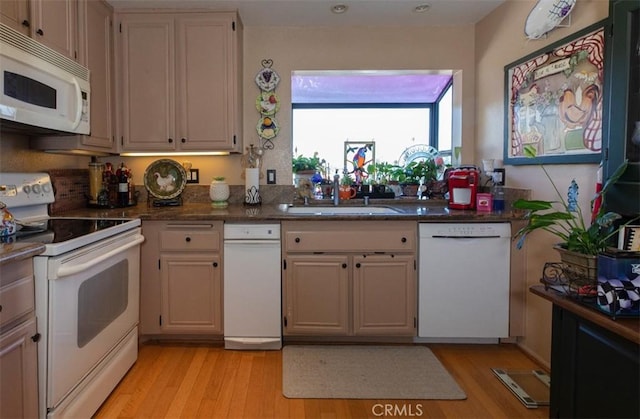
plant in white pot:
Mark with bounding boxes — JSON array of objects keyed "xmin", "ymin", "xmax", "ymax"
[{"xmin": 513, "ymin": 145, "xmax": 636, "ymax": 290}]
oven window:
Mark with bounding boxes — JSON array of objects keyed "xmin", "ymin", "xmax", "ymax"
[
  {"xmin": 77, "ymin": 260, "xmax": 128, "ymax": 348},
  {"xmin": 4, "ymin": 71, "xmax": 57, "ymax": 109}
]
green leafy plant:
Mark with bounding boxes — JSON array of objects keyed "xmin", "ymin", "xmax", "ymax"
[
  {"xmin": 292, "ymin": 152, "xmax": 325, "ymax": 173},
  {"xmin": 399, "ymin": 158, "xmax": 444, "ymax": 184},
  {"xmin": 513, "ymin": 145, "xmax": 635, "ymax": 255}
]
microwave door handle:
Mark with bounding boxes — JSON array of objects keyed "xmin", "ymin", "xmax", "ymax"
[
  {"xmin": 55, "ymin": 235, "xmax": 145, "ymax": 278},
  {"xmin": 71, "ymin": 78, "xmax": 82, "ymax": 129}
]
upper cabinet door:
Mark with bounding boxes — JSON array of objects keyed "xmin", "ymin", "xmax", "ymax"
[
  {"xmin": 119, "ymin": 14, "xmax": 176, "ymax": 151},
  {"xmin": 77, "ymin": 0, "xmax": 115, "ymax": 150},
  {"xmin": 175, "ymin": 14, "xmax": 238, "ymax": 151},
  {"xmin": 30, "ymin": 0, "xmax": 78, "ymax": 60},
  {"xmin": 116, "ymin": 11, "xmax": 242, "ymax": 153},
  {"xmin": 0, "ymin": 0, "xmax": 30, "ymax": 36},
  {"xmin": 603, "ymin": 0, "xmax": 640, "ymax": 216}
]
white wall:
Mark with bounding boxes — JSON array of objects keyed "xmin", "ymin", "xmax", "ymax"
[{"xmin": 475, "ymin": 0, "xmax": 609, "ymax": 365}]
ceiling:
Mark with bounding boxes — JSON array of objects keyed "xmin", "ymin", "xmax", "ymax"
[{"xmin": 105, "ymin": 0, "xmax": 506, "ymax": 27}]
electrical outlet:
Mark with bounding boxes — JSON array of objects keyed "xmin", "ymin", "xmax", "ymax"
[{"xmin": 267, "ymin": 169, "xmax": 276, "ymax": 184}]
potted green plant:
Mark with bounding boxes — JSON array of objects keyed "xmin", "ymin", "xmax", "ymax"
[
  {"xmin": 513, "ymin": 145, "xmax": 636, "ymax": 285},
  {"xmin": 292, "ymin": 152, "xmax": 324, "ymax": 174},
  {"xmin": 399, "ymin": 158, "xmax": 444, "ymax": 196}
]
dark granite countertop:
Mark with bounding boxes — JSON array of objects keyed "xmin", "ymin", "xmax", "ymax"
[
  {"xmin": 0, "ymin": 242, "xmax": 46, "ymax": 265},
  {"xmin": 52, "ymin": 200, "xmax": 525, "ymax": 222},
  {"xmin": 0, "ymin": 200, "xmax": 524, "ymax": 260}
]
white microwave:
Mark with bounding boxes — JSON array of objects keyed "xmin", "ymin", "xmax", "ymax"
[{"xmin": 0, "ymin": 23, "xmax": 90, "ymax": 135}]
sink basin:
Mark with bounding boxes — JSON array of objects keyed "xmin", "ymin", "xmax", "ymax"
[{"xmin": 286, "ymin": 206, "xmax": 400, "ymax": 215}]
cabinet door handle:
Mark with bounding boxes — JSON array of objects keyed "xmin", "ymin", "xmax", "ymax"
[
  {"xmin": 168, "ymin": 138, "xmax": 174, "ymax": 143},
  {"xmin": 295, "ymin": 237, "xmax": 301, "ymax": 243},
  {"xmin": 185, "ymin": 237, "xmax": 191, "ymax": 242},
  {"xmin": 213, "ymin": 262, "xmax": 218, "ymax": 267},
  {"xmin": 401, "ymin": 237, "xmax": 407, "ymax": 243},
  {"xmin": 342, "ymin": 263, "xmax": 347, "ymax": 269},
  {"xmin": 355, "ymin": 263, "xmax": 361, "ymax": 268},
  {"xmin": 181, "ymin": 138, "xmax": 186, "ymax": 143},
  {"xmin": 31, "ymin": 333, "xmax": 41, "ymax": 343},
  {"xmin": 22, "ymin": 20, "xmax": 30, "ymax": 27},
  {"xmin": 0, "ymin": 304, "xmax": 2, "ymax": 312},
  {"xmin": 36, "ymin": 28, "xmax": 44, "ymax": 36}
]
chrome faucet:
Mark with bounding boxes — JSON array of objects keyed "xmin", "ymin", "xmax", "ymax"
[{"xmin": 333, "ymin": 170, "xmax": 340, "ymax": 206}]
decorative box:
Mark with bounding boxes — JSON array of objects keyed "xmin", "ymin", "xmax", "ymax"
[{"xmin": 596, "ymin": 249, "xmax": 640, "ymax": 317}]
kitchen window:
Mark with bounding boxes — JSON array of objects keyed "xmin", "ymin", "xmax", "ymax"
[{"xmin": 292, "ymin": 70, "xmax": 454, "ymax": 179}]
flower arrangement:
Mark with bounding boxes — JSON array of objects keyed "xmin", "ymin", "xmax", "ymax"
[{"xmin": 513, "ymin": 145, "xmax": 634, "ymax": 255}]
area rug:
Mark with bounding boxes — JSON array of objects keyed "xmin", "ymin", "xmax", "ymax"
[{"xmin": 282, "ymin": 345, "xmax": 466, "ymax": 400}]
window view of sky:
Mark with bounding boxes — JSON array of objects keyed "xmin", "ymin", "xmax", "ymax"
[{"xmin": 293, "ymin": 108, "xmax": 432, "ymax": 179}]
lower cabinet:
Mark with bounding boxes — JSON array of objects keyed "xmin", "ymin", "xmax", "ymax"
[
  {"xmin": 282, "ymin": 221, "xmax": 417, "ymax": 337},
  {"xmin": 0, "ymin": 258, "xmax": 38, "ymax": 418},
  {"xmin": 0, "ymin": 317, "xmax": 39, "ymax": 419},
  {"xmin": 140, "ymin": 221, "xmax": 223, "ymax": 336},
  {"xmin": 550, "ymin": 305, "xmax": 639, "ymax": 418}
]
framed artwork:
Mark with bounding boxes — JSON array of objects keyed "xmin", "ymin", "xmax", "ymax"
[{"xmin": 504, "ymin": 20, "xmax": 608, "ymax": 165}]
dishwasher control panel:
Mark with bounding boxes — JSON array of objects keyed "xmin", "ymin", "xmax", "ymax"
[
  {"xmin": 224, "ymin": 223, "xmax": 281, "ymax": 240},
  {"xmin": 419, "ymin": 222, "xmax": 510, "ymax": 238}
]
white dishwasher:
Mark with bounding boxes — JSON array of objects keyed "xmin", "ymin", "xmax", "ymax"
[
  {"xmin": 418, "ymin": 223, "xmax": 511, "ymax": 342},
  {"xmin": 223, "ymin": 224, "xmax": 282, "ymax": 350}
]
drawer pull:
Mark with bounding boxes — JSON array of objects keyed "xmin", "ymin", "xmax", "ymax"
[
  {"xmin": 401, "ymin": 237, "xmax": 407, "ymax": 243},
  {"xmin": 22, "ymin": 20, "xmax": 30, "ymax": 27},
  {"xmin": 0, "ymin": 304, "xmax": 2, "ymax": 312},
  {"xmin": 342, "ymin": 263, "xmax": 347, "ymax": 269},
  {"xmin": 355, "ymin": 263, "xmax": 361, "ymax": 268},
  {"xmin": 181, "ymin": 138, "xmax": 187, "ymax": 143},
  {"xmin": 168, "ymin": 138, "xmax": 173, "ymax": 143},
  {"xmin": 295, "ymin": 237, "xmax": 301, "ymax": 243},
  {"xmin": 185, "ymin": 237, "xmax": 191, "ymax": 242},
  {"xmin": 213, "ymin": 262, "xmax": 218, "ymax": 267},
  {"xmin": 36, "ymin": 28, "xmax": 44, "ymax": 36},
  {"xmin": 31, "ymin": 333, "xmax": 41, "ymax": 343}
]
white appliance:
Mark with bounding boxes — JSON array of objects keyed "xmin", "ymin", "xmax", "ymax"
[
  {"xmin": 0, "ymin": 173, "xmax": 142, "ymax": 418},
  {"xmin": 223, "ymin": 223, "xmax": 282, "ymax": 350},
  {"xmin": 0, "ymin": 23, "xmax": 90, "ymax": 135},
  {"xmin": 417, "ymin": 223, "xmax": 511, "ymax": 342}
]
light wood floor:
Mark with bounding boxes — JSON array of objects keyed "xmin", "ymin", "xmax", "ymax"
[{"xmin": 95, "ymin": 342, "xmax": 550, "ymax": 419}]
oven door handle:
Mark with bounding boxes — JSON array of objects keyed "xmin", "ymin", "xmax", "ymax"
[{"xmin": 56, "ymin": 235, "xmax": 145, "ymax": 278}]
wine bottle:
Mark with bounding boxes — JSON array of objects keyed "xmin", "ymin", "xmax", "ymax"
[{"xmin": 117, "ymin": 163, "xmax": 129, "ymax": 207}]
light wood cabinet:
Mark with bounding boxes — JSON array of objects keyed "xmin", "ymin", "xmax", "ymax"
[
  {"xmin": 1, "ymin": 0, "xmax": 77, "ymax": 60},
  {"xmin": 0, "ymin": 258, "xmax": 38, "ymax": 419},
  {"xmin": 140, "ymin": 221, "xmax": 223, "ymax": 336},
  {"xmin": 31, "ymin": 0, "xmax": 117, "ymax": 154},
  {"xmin": 282, "ymin": 221, "xmax": 417, "ymax": 337},
  {"xmin": 0, "ymin": 0, "xmax": 30, "ymax": 35},
  {"xmin": 117, "ymin": 11, "xmax": 242, "ymax": 153}
]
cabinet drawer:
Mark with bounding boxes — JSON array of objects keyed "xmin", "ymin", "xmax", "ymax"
[
  {"xmin": 0, "ymin": 260, "xmax": 35, "ymax": 329},
  {"xmin": 283, "ymin": 221, "xmax": 416, "ymax": 253},
  {"xmin": 160, "ymin": 224, "xmax": 221, "ymax": 251}
]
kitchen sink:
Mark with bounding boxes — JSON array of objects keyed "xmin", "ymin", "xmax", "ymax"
[{"xmin": 286, "ymin": 206, "xmax": 401, "ymax": 215}]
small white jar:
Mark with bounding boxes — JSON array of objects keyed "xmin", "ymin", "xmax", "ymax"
[{"xmin": 209, "ymin": 178, "xmax": 230, "ymax": 207}]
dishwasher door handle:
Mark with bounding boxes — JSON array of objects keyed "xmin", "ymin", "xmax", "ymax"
[
  {"xmin": 225, "ymin": 240, "xmax": 280, "ymax": 245},
  {"xmin": 430, "ymin": 235, "xmax": 503, "ymax": 239}
]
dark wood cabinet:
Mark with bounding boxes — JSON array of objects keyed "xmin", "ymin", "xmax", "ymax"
[
  {"xmin": 531, "ymin": 286, "xmax": 640, "ymax": 418},
  {"xmin": 550, "ymin": 305, "xmax": 639, "ymax": 418},
  {"xmin": 602, "ymin": 0, "xmax": 640, "ymax": 216}
]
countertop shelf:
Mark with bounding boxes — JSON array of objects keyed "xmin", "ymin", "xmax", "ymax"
[{"xmin": 530, "ymin": 285, "xmax": 640, "ymax": 345}]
